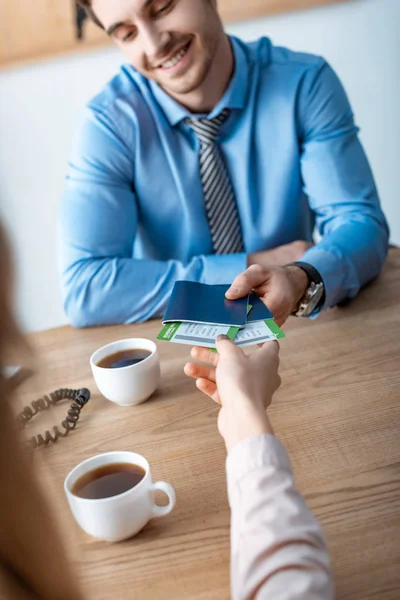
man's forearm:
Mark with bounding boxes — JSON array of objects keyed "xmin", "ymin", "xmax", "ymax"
[
  {"xmin": 61, "ymin": 252, "xmax": 247, "ymax": 327},
  {"xmin": 301, "ymin": 216, "xmax": 389, "ymax": 311}
]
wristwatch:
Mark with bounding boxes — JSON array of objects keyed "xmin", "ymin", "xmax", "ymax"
[{"xmin": 286, "ymin": 262, "xmax": 325, "ymax": 317}]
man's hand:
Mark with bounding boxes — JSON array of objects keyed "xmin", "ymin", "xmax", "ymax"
[
  {"xmin": 226, "ymin": 264, "xmax": 309, "ymax": 326},
  {"xmin": 248, "ymin": 240, "xmax": 313, "ymax": 269}
]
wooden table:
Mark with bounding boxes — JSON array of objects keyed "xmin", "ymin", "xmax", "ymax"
[{"xmin": 18, "ymin": 249, "xmax": 400, "ymax": 600}]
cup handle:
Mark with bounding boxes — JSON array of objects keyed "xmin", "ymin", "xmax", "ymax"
[{"xmin": 150, "ymin": 481, "xmax": 176, "ymax": 518}]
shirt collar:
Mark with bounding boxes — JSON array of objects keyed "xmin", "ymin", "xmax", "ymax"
[{"xmin": 149, "ymin": 36, "xmax": 249, "ymax": 126}]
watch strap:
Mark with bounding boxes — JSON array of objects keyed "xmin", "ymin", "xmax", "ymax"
[
  {"xmin": 286, "ymin": 261, "xmax": 326, "ymax": 312},
  {"xmin": 285, "ymin": 261, "xmax": 324, "ymax": 286}
]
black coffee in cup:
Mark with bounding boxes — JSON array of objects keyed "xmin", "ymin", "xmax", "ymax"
[
  {"xmin": 97, "ymin": 349, "xmax": 152, "ymax": 369},
  {"xmin": 71, "ymin": 463, "xmax": 146, "ymax": 499}
]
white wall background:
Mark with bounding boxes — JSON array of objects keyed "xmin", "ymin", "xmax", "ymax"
[{"xmin": 0, "ymin": 0, "xmax": 399, "ymax": 333}]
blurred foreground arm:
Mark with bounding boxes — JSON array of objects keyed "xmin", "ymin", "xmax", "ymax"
[{"xmin": 0, "ymin": 386, "xmax": 84, "ymax": 600}]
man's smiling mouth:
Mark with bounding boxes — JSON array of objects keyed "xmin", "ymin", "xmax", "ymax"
[{"xmin": 157, "ymin": 41, "xmax": 191, "ymax": 70}]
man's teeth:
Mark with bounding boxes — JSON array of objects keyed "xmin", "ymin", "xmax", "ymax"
[{"xmin": 161, "ymin": 46, "xmax": 187, "ymax": 69}]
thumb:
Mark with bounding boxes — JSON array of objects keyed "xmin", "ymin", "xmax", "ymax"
[
  {"xmin": 226, "ymin": 265, "xmax": 272, "ymax": 299},
  {"xmin": 215, "ymin": 335, "xmax": 242, "ymax": 358},
  {"xmin": 254, "ymin": 340, "xmax": 280, "ymax": 366}
]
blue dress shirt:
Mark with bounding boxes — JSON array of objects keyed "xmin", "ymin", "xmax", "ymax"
[{"xmin": 60, "ymin": 36, "xmax": 389, "ymax": 326}]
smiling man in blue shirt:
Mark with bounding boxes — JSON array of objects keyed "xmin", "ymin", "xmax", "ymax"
[{"xmin": 60, "ymin": 0, "xmax": 389, "ymax": 327}]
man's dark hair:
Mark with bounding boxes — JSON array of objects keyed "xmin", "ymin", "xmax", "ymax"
[{"xmin": 76, "ymin": 1, "xmax": 104, "ymax": 30}]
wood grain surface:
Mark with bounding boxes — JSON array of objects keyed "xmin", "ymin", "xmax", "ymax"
[
  {"xmin": 15, "ymin": 248, "xmax": 400, "ymax": 600},
  {"xmin": 0, "ymin": 0, "xmax": 346, "ymax": 69}
]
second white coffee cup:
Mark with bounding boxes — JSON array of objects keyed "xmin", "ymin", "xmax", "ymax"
[
  {"xmin": 64, "ymin": 451, "xmax": 176, "ymax": 542},
  {"xmin": 90, "ymin": 338, "xmax": 160, "ymax": 406}
]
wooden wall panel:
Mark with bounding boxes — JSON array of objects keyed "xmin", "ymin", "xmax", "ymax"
[
  {"xmin": 0, "ymin": 1, "xmax": 108, "ymax": 68},
  {"xmin": 219, "ymin": 0, "xmax": 346, "ymax": 22},
  {"xmin": 0, "ymin": 0, "xmax": 346, "ymax": 69}
]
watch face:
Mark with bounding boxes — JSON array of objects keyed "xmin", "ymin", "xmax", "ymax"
[{"xmin": 297, "ymin": 282, "xmax": 324, "ymax": 317}]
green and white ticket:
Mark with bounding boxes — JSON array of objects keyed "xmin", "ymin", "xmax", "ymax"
[
  {"xmin": 157, "ymin": 322, "xmax": 239, "ymax": 348},
  {"xmin": 234, "ymin": 319, "xmax": 285, "ymax": 347},
  {"xmin": 158, "ymin": 319, "xmax": 285, "ymax": 349}
]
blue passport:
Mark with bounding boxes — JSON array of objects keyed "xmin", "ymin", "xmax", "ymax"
[
  {"xmin": 247, "ymin": 292, "xmax": 274, "ymax": 322},
  {"xmin": 163, "ymin": 282, "xmax": 249, "ymax": 328}
]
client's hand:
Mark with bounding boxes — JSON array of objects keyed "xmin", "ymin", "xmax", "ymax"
[{"xmin": 184, "ymin": 337, "xmax": 281, "ymax": 451}]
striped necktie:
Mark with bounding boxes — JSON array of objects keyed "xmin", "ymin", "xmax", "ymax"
[{"xmin": 186, "ymin": 109, "xmax": 244, "ymax": 255}]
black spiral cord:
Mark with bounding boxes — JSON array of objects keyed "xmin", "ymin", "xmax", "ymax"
[{"xmin": 17, "ymin": 388, "xmax": 91, "ymax": 450}]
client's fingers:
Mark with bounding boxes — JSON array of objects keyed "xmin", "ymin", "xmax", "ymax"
[
  {"xmin": 196, "ymin": 378, "xmax": 221, "ymax": 404},
  {"xmin": 215, "ymin": 335, "xmax": 243, "ymax": 359},
  {"xmin": 184, "ymin": 362, "xmax": 216, "ymax": 383},
  {"xmin": 191, "ymin": 346, "xmax": 220, "ymax": 366}
]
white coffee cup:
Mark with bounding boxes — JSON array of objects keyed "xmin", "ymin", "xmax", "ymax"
[
  {"xmin": 90, "ymin": 338, "xmax": 160, "ymax": 406},
  {"xmin": 64, "ymin": 451, "xmax": 176, "ymax": 542}
]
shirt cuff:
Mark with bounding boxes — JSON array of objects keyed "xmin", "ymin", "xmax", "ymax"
[
  {"xmin": 226, "ymin": 434, "xmax": 292, "ymax": 507},
  {"xmin": 299, "ymin": 245, "xmax": 345, "ymax": 311},
  {"xmin": 202, "ymin": 253, "xmax": 247, "ymax": 286}
]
